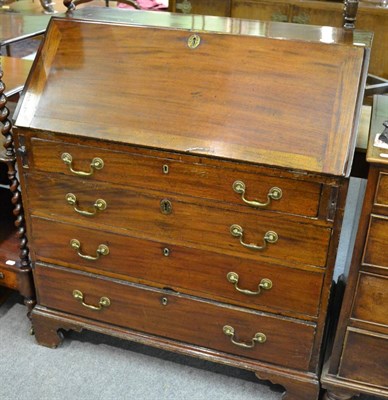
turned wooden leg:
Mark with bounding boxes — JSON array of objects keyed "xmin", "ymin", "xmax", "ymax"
[
  {"xmin": 323, "ymin": 390, "xmax": 357, "ymax": 400},
  {"xmin": 24, "ymin": 298, "xmax": 36, "ymax": 317},
  {"xmin": 255, "ymin": 370, "xmax": 320, "ymax": 400}
]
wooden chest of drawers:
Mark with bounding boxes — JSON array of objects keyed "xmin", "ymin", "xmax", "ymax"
[
  {"xmin": 13, "ymin": 9, "xmax": 371, "ymax": 400},
  {"xmin": 322, "ymin": 95, "xmax": 388, "ymax": 399}
]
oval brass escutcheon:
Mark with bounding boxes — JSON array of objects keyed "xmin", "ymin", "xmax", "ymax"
[
  {"xmin": 187, "ymin": 34, "xmax": 201, "ymax": 49},
  {"xmin": 160, "ymin": 199, "xmax": 173, "ymax": 215},
  {"xmin": 161, "ymin": 297, "xmax": 168, "ymax": 306}
]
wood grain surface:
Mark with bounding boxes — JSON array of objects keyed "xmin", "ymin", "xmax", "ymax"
[
  {"xmin": 15, "ymin": 15, "xmax": 369, "ymax": 176},
  {"xmin": 34, "ymin": 263, "xmax": 316, "ymax": 371}
]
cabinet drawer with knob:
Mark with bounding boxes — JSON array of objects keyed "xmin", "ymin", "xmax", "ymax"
[
  {"xmin": 25, "ymin": 172, "xmax": 331, "ymax": 268},
  {"xmin": 34, "ymin": 263, "xmax": 316, "ymax": 371},
  {"xmin": 30, "ymin": 216, "xmax": 324, "ymax": 318},
  {"xmin": 25, "ymin": 137, "xmax": 322, "ymax": 218}
]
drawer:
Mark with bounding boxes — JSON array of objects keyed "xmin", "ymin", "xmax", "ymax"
[
  {"xmin": 28, "ymin": 138, "xmax": 322, "ymax": 218},
  {"xmin": 375, "ymin": 171, "xmax": 388, "ymax": 209},
  {"xmin": 25, "ymin": 173, "xmax": 332, "ymax": 268},
  {"xmin": 30, "ymin": 216, "xmax": 324, "ymax": 317},
  {"xmin": 0, "ymin": 265, "xmax": 18, "ymax": 291},
  {"xmin": 339, "ymin": 328, "xmax": 388, "ymax": 388},
  {"xmin": 362, "ymin": 214, "xmax": 388, "ymax": 270},
  {"xmin": 34, "ymin": 264, "xmax": 316, "ymax": 371},
  {"xmin": 352, "ymin": 272, "xmax": 388, "ymax": 326}
]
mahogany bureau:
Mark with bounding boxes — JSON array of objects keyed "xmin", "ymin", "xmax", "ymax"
[
  {"xmin": 13, "ymin": 9, "xmax": 371, "ymax": 399},
  {"xmin": 321, "ymin": 95, "xmax": 388, "ymax": 400}
]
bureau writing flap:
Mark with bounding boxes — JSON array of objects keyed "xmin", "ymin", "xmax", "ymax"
[{"xmin": 14, "ymin": 8, "xmax": 372, "ymax": 177}]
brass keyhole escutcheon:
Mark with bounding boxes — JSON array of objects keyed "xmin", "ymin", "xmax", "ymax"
[
  {"xmin": 188, "ymin": 34, "xmax": 201, "ymax": 49},
  {"xmin": 161, "ymin": 297, "xmax": 168, "ymax": 306},
  {"xmin": 160, "ymin": 199, "xmax": 173, "ymax": 215}
]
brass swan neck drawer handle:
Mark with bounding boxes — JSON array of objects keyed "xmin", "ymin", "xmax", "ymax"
[
  {"xmin": 223, "ymin": 325, "xmax": 266, "ymax": 349},
  {"xmin": 61, "ymin": 152, "xmax": 104, "ymax": 177},
  {"xmin": 70, "ymin": 239, "xmax": 109, "ymax": 261},
  {"xmin": 72, "ymin": 289, "xmax": 111, "ymax": 311},
  {"xmin": 233, "ymin": 180, "xmax": 282, "ymax": 208},
  {"xmin": 227, "ymin": 272, "xmax": 272, "ymax": 295},
  {"xmin": 66, "ymin": 193, "xmax": 107, "ymax": 216},
  {"xmin": 230, "ymin": 224, "xmax": 278, "ymax": 251}
]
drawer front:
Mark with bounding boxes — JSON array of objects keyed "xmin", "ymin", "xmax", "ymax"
[
  {"xmin": 34, "ymin": 264, "xmax": 316, "ymax": 371},
  {"xmin": 339, "ymin": 328, "xmax": 388, "ymax": 388},
  {"xmin": 31, "ymin": 216, "xmax": 324, "ymax": 317},
  {"xmin": 362, "ymin": 214, "xmax": 388, "ymax": 270},
  {"xmin": 352, "ymin": 272, "xmax": 388, "ymax": 326},
  {"xmin": 375, "ymin": 171, "xmax": 388, "ymax": 209},
  {"xmin": 29, "ymin": 138, "xmax": 321, "ymax": 218},
  {"xmin": 25, "ymin": 173, "xmax": 331, "ymax": 267},
  {"xmin": 0, "ymin": 265, "xmax": 18, "ymax": 290}
]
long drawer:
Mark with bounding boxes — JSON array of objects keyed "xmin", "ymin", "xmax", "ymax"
[
  {"xmin": 30, "ymin": 216, "xmax": 324, "ymax": 318},
  {"xmin": 25, "ymin": 173, "xmax": 331, "ymax": 268},
  {"xmin": 362, "ymin": 214, "xmax": 388, "ymax": 270},
  {"xmin": 34, "ymin": 263, "xmax": 316, "ymax": 371},
  {"xmin": 28, "ymin": 137, "xmax": 322, "ymax": 218},
  {"xmin": 352, "ymin": 272, "xmax": 388, "ymax": 326},
  {"xmin": 339, "ymin": 328, "xmax": 388, "ymax": 388}
]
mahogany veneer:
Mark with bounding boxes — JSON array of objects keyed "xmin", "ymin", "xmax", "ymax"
[
  {"xmin": 13, "ymin": 9, "xmax": 371, "ymax": 399},
  {"xmin": 321, "ymin": 95, "xmax": 388, "ymax": 399}
]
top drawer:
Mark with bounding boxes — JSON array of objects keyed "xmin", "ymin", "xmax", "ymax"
[{"xmin": 27, "ymin": 138, "xmax": 322, "ymax": 218}]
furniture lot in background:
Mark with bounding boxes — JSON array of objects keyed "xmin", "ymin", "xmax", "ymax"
[
  {"xmin": 0, "ymin": 12, "xmax": 50, "ymax": 56},
  {"xmin": 321, "ymin": 96, "xmax": 388, "ymax": 400},
  {"xmin": 0, "ymin": 12, "xmax": 50, "ymax": 309},
  {"xmin": 169, "ymin": 0, "xmax": 388, "ymax": 81}
]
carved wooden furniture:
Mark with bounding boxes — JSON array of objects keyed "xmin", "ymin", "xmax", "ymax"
[
  {"xmin": 0, "ymin": 68, "xmax": 34, "ymax": 308},
  {"xmin": 13, "ymin": 9, "xmax": 371, "ymax": 399},
  {"xmin": 0, "ymin": 20, "xmax": 46, "ymax": 308},
  {"xmin": 169, "ymin": 0, "xmax": 388, "ymax": 80},
  {"xmin": 321, "ymin": 95, "xmax": 388, "ymax": 400}
]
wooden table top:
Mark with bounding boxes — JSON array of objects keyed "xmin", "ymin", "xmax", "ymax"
[
  {"xmin": 0, "ymin": 12, "xmax": 52, "ymax": 46},
  {"xmin": 0, "ymin": 56, "xmax": 33, "ymax": 97}
]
